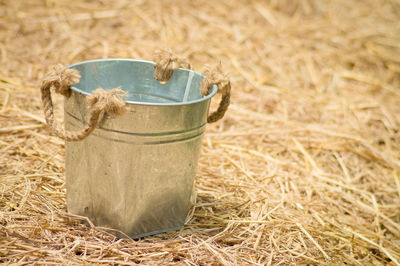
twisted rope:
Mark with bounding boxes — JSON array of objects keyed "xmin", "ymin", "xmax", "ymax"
[
  {"xmin": 41, "ymin": 52, "xmax": 231, "ymax": 142},
  {"xmin": 153, "ymin": 50, "xmax": 231, "ymax": 123},
  {"xmin": 40, "ymin": 65, "xmax": 127, "ymax": 141},
  {"xmin": 153, "ymin": 49, "xmax": 191, "ymax": 82},
  {"xmin": 200, "ymin": 64, "xmax": 231, "ymax": 123}
]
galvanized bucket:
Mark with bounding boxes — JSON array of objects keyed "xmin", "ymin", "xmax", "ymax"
[{"xmin": 63, "ymin": 59, "xmax": 220, "ymax": 238}]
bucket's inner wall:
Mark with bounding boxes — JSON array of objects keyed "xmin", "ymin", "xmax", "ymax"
[{"xmin": 69, "ymin": 59, "xmax": 208, "ymax": 104}]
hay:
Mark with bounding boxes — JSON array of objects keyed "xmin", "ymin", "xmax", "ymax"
[{"xmin": 1, "ymin": 0, "xmax": 400, "ymax": 264}]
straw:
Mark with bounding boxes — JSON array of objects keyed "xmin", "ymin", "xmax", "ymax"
[{"xmin": 1, "ymin": 0, "xmax": 400, "ymax": 264}]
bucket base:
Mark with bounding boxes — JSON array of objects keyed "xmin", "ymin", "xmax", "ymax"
[{"xmin": 125, "ymin": 225, "xmax": 184, "ymax": 240}]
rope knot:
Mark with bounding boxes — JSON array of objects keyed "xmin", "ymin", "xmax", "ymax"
[
  {"xmin": 200, "ymin": 64, "xmax": 230, "ymax": 96},
  {"xmin": 43, "ymin": 64, "xmax": 81, "ymax": 98},
  {"xmin": 87, "ymin": 88, "xmax": 127, "ymax": 115},
  {"xmin": 153, "ymin": 49, "xmax": 191, "ymax": 82}
]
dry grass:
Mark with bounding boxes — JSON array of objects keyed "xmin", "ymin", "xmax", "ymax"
[{"xmin": 1, "ymin": 0, "xmax": 400, "ymax": 264}]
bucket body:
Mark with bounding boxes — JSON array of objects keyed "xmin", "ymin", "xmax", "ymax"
[{"xmin": 64, "ymin": 59, "xmax": 217, "ymax": 238}]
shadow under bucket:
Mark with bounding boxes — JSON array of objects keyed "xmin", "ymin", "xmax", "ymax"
[{"xmin": 64, "ymin": 59, "xmax": 218, "ymax": 238}]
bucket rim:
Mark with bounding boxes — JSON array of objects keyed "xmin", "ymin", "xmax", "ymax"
[{"xmin": 68, "ymin": 58, "xmax": 218, "ymax": 106}]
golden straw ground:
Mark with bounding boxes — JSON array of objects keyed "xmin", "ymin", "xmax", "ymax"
[{"xmin": 1, "ymin": 0, "xmax": 400, "ymax": 264}]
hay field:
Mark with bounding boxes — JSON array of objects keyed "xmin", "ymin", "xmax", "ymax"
[{"xmin": 1, "ymin": 0, "xmax": 400, "ymax": 264}]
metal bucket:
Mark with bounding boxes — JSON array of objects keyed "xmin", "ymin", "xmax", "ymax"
[{"xmin": 64, "ymin": 59, "xmax": 218, "ymax": 238}]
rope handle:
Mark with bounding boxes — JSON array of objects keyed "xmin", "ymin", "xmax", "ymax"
[
  {"xmin": 153, "ymin": 50, "xmax": 231, "ymax": 123},
  {"xmin": 199, "ymin": 64, "xmax": 231, "ymax": 123},
  {"xmin": 41, "ymin": 52, "xmax": 230, "ymax": 141},
  {"xmin": 40, "ymin": 64, "xmax": 127, "ymax": 142}
]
